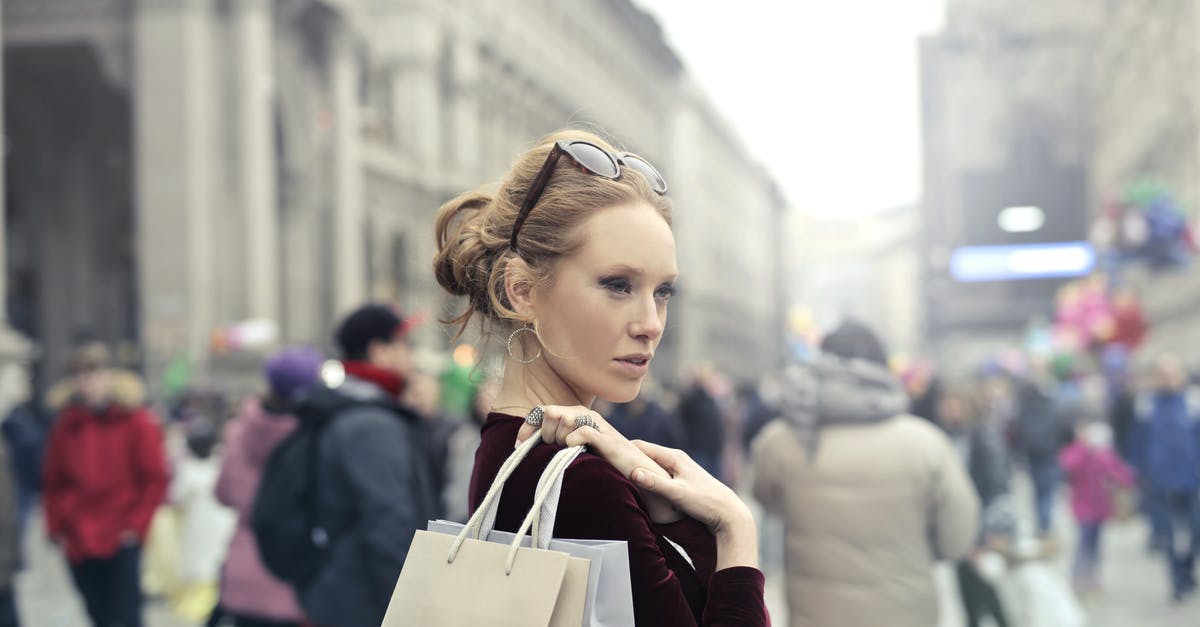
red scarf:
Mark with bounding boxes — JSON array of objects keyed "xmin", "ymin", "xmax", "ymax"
[{"xmin": 341, "ymin": 360, "xmax": 406, "ymax": 399}]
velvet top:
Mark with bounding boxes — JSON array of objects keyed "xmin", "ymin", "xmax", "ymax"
[{"xmin": 468, "ymin": 413, "xmax": 769, "ymax": 626}]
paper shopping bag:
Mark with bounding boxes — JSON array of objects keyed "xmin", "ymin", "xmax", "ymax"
[
  {"xmin": 427, "ymin": 521, "xmax": 633, "ymax": 627},
  {"xmin": 384, "ymin": 437, "xmax": 613, "ymax": 627},
  {"xmin": 382, "ymin": 529, "xmax": 585, "ymax": 627}
]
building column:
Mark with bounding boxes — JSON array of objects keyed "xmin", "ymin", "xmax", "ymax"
[
  {"xmin": 0, "ymin": 0, "xmax": 35, "ymax": 392},
  {"xmin": 236, "ymin": 0, "xmax": 279, "ymax": 324},
  {"xmin": 134, "ymin": 0, "xmax": 218, "ymax": 390},
  {"xmin": 390, "ymin": 14, "xmax": 440, "ymax": 169},
  {"xmin": 331, "ymin": 22, "xmax": 366, "ymax": 314}
]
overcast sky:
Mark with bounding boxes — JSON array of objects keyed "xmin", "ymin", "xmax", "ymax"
[{"xmin": 635, "ymin": 1, "xmax": 946, "ymax": 215}]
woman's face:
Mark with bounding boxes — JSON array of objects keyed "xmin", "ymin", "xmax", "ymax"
[{"xmin": 532, "ymin": 201, "xmax": 677, "ymax": 403}]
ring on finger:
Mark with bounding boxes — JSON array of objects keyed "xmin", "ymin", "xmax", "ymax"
[
  {"xmin": 525, "ymin": 406, "xmax": 545, "ymax": 428},
  {"xmin": 574, "ymin": 415, "xmax": 598, "ymax": 430}
]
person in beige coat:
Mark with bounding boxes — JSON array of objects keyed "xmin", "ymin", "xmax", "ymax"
[{"xmin": 753, "ymin": 321, "xmax": 980, "ymax": 627}]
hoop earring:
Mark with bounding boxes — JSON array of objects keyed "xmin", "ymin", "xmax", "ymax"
[{"xmin": 507, "ymin": 325, "xmax": 542, "ymax": 364}]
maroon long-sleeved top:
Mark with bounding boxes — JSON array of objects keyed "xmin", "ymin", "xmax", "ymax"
[{"xmin": 468, "ymin": 413, "xmax": 769, "ymax": 626}]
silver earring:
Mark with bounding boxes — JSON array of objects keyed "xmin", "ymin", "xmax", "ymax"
[{"xmin": 507, "ymin": 325, "xmax": 542, "ymax": 364}]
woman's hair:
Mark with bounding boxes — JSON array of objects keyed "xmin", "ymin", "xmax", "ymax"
[{"xmin": 433, "ymin": 129, "xmax": 672, "ymax": 340}]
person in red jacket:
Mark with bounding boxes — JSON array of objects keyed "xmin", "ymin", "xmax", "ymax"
[{"xmin": 42, "ymin": 343, "xmax": 169, "ymax": 627}]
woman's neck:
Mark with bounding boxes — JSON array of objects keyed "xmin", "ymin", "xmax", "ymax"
[{"xmin": 491, "ymin": 357, "xmax": 593, "ymax": 416}]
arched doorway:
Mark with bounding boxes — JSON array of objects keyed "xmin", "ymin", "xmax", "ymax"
[{"xmin": 4, "ymin": 43, "xmax": 136, "ymax": 391}]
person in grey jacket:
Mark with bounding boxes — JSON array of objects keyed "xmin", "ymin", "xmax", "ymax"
[
  {"xmin": 752, "ymin": 321, "xmax": 980, "ymax": 627},
  {"xmin": 297, "ymin": 304, "xmax": 437, "ymax": 627}
]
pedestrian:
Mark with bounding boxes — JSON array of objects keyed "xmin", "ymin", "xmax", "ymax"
[
  {"xmin": 751, "ymin": 320, "xmax": 980, "ymax": 627},
  {"xmin": 606, "ymin": 386, "xmax": 686, "ymax": 451},
  {"xmin": 435, "ymin": 129, "xmax": 768, "ymax": 625},
  {"xmin": 0, "ymin": 361, "xmax": 50, "ymax": 542},
  {"xmin": 403, "ymin": 370, "xmax": 459, "ymax": 520},
  {"xmin": 441, "ymin": 379, "xmax": 498, "ymax": 523},
  {"xmin": 935, "ymin": 383, "xmax": 1014, "ymax": 627},
  {"xmin": 215, "ymin": 346, "xmax": 322, "ymax": 627},
  {"xmin": 169, "ymin": 414, "xmax": 236, "ymax": 622},
  {"xmin": 284, "ymin": 304, "xmax": 439, "ymax": 627},
  {"xmin": 42, "ymin": 342, "xmax": 169, "ymax": 627},
  {"xmin": 0, "ymin": 424, "xmax": 22, "ymax": 627},
  {"xmin": 676, "ymin": 365, "xmax": 726, "ymax": 478},
  {"xmin": 1013, "ymin": 375, "xmax": 1074, "ymax": 536},
  {"xmin": 1131, "ymin": 355, "xmax": 1200, "ymax": 602},
  {"xmin": 1059, "ymin": 420, "xmax": 1134, "ymax": 594}
]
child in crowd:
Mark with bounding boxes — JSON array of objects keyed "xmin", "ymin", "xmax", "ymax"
[{"xmin": 1059, "ymin": 421, "xmax": 1134, "ymax": 593}]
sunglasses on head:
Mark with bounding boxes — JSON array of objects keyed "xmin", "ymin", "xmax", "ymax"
[{"xmin": 509, "ymin": 139, "xmax": 668, "ymax": 252}]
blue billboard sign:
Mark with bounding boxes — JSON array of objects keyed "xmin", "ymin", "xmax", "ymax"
[{"xmin": 949, "ymin": 241, "xmax": 1096, "ymax": 282}]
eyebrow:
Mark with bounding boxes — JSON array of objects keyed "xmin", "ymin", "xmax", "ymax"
[{"xmin": 601, "ymin": 264, "xmax": 679, "ymax": 282}]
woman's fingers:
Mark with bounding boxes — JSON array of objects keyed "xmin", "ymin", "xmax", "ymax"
[{"xmin": 631, "ymin": 439, "xmax": 685, "ymax": 476}]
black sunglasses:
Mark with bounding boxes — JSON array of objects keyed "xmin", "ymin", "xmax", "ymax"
[{"xmin": 509, "ymin": 140, "xmax": 668, "ymax": 252}]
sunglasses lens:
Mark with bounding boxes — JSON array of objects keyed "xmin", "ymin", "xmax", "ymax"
[
  {"xmin": 564, "ymin": 142, "xmax": 620, "ymax": 178},
  {"xmin": 621, "ymin": 155, "xmax": 668, "ymax": 194}
]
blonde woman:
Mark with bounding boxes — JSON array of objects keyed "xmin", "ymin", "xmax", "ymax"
[{"xmin": 433, "ymin": 130, "xmax": 768, "ymax": 626}]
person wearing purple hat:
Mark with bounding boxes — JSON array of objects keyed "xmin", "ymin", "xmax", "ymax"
[{"xmin": 214, "ymin": 346, "xmax": 324, "ymax": 627}]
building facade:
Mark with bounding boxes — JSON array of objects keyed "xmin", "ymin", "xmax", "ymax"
[
  {"xmin": 919, "ymin": 0, "xmax": 1105, "ymax": 360},
  {"xmin": 1088, "ymin": 0, "xmax": 1200, "ymax": 360},
  {"xmin": 2, "ymin": 0, "xmax": 788, "ymax": 394}
]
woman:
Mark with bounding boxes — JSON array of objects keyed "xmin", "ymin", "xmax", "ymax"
[
  {"xmin": 214, "ymin": 347, "xmax": 322, "ymax": 627},
  {"xmin": 433, "ymin": 130, "xmax": 767, "ymax": 626}
]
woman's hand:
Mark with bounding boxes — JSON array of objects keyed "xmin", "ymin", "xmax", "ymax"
[
  {"xmin": 627, "ymin": 440, "xmax": 759, "ymax": 570},
  {"xmin": 515, "ymin": 405, "xmax": 683, "ymax": 524}
]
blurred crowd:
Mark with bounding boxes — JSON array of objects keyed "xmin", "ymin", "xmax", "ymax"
[{"xmin": 0, "ymin": 304, "xmax": 1196, "ymax": 627}]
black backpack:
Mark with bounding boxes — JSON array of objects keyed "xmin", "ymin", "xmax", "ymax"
[{"xmin": 250, "ymin": 386, "xmax": 389, "ymax": 588}]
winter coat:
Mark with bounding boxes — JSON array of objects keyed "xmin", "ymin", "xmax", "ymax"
[
  {"xmin": 1, "ymin": 402, "xmax": 50, "ymax": 503},
  {"xmin": 295, "ymin": 377, "xmax": 438, "ymax": 627},
  {"xmin": 43, "ymin": 399, "xmax": 169, "ymax": 563},
  {"xmin": 678, "ymin": 383, "xmax": 725, "ymax": 466},
  {"xmin": 609, "ymin": 399, "xmax": 687, "ymax": 450},
  {"xmin": 1131, "ymin": 390, "xmax": 1200, "ymax": 493},
  {"xmin": 1013, "ymin": 381, "xmax": 1074, "ymax": 461},
  {"xmin": 752, "ymin": 356, "xmax": 980, "ymax": 627},
  {"xmin": 1059, "ymin": 441, "xmax": 1134, "ymax": 524},
  {"xmin": 214, "ymin": 397, "xmax": 306, "ymax": 621},
  {"xmin": 170, "ymin": 453, "xmax": 236, "ymax": 582}
]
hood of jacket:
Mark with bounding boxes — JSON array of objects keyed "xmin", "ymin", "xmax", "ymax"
[
  {"xmin": 780, "ymin": 354, "xmax": 909, "ymax": 457},
  {"xmin": 234, "ymin": 397, "xmax": 300, "ymax": 467}
]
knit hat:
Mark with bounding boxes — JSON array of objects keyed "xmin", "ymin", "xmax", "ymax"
[
  {"xmin": 264, "ymin": 346, "xmax": 324, "ymax": 401},
  {"xmin": 335, "ymin": 303, "xmax": 419, "ymax": 360}
]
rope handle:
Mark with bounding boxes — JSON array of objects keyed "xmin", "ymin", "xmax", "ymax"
[
  {"xmin": 448, "ymin": 434, "xmax": 541, "ymax": 563},
  {"xmin": 505, "ymin": 445, "xmax": 585, "ymax": 574}
]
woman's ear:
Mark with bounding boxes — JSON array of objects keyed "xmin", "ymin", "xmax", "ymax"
[{"xmin": 503, "ymin": 257, "xmax": 537, "ymax": 321}]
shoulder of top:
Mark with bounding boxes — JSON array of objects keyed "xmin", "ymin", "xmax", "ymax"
[{"xmin": 563, "ymin": 451, "xmax": 635, "ymax": 489}]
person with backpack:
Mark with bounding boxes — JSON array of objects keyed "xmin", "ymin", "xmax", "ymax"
[
  {"xmin": 253, "ymin": 304, "xmax": 437, "ymax": 627},
  {"xmin": 1013, "ymin": 376, "xmax": 1075, "ymax": 536},
  {"xmin": 216, "ymin": 347, "xmax": 323, "ymax": 627}
]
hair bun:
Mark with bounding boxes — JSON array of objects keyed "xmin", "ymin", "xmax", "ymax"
[{"xmin": 433, "ymin": 190, "xmax": 496, "ymax": 313}]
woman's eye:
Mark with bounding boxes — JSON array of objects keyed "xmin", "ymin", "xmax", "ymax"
[
  {"xmin": 600, "ymin": 278, "xmax": 632, "ymax": 294},
  {"xmin": 655, "ymin": 285, "xmax": 676, "ymax": 300}
]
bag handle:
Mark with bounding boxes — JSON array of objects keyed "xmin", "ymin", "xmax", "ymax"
[
  {"xmin": 457, "ymin": 434, "xmax": 540, "ymax": 548},
  {"xmin": 446, "ymin": 432, "xmax": 587, "ymax": 574}
]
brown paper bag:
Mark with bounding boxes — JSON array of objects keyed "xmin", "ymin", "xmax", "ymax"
[{"xmin": 382, "ymin": 437, "xmax": 592, "ymax": 626}]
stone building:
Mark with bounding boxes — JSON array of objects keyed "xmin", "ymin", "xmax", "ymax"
[
  {"xmin": 919, "ymin": 0, "xmax": 1105, "ymax": 360},
  {"xmin": 2, "ymin": 0, "xmax": 788, "ymax": 395},
  {"xmin": 1088, "ymin": 0, "xmax": 1200, "ymax": 360}
]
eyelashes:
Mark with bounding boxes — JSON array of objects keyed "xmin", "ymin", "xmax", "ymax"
[{"xmin": 599, "ymin": 277, "xmax": 675, "ymax": 301}]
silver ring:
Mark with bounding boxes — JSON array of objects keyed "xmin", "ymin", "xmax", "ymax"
[
  {"xmin": 524, "ymin": 406, "xmax": 545, "ymax": 428},
  {"xmin": 574, "ymin": 415, "xmax": 597, "ymax": 430}
]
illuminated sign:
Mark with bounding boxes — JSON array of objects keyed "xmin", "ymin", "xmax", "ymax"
[{"xmin": 949, "ymin": 242, "xmax": 1096, "ymax": 282}]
